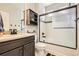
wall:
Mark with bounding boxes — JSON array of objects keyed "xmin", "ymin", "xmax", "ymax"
[
  {"xmin": 25, "ymin": 3, "xmax": 40, "ymax": 13},
  {"xmin": 39, "ymin": 3, "xmax": 79, "ymax": 56},
  {"xmin": 24, "ymin": 3, "xmax": 39, "ymax": 42}
]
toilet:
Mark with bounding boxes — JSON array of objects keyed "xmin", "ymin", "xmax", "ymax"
[
  {"xmin": 35, "ymin": 42, "xmax": 46, "ymax": 56},
  {"xmin": 35, "ymin": 35, "xmax": 46, "ymax": 56}
]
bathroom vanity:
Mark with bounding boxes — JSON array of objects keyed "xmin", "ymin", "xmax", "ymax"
[{"xmin": 0, "ymin": 34, "xmax": 35, "ymax": 56}]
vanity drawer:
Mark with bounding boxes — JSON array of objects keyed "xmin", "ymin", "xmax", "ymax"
[{"xmin": 0, "ymin": 36, "xmax": 34, "ymax": 54}]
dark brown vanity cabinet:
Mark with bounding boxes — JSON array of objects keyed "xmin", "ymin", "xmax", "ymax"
[
  {"xmin": 1, "ymin": 47, "xmax": 23, "ymax": 56},
  {"xmin": 24, "ymin": 42, "xmax": 35, "ymax": 56},
  {"xmin": 0, "ymin": 36, "xmax": 35, "ymax": 56}
]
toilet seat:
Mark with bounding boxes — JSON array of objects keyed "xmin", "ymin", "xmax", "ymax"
[{"xmin": 35, "ymin": 42, "xmax": 46, "ymax": 49}]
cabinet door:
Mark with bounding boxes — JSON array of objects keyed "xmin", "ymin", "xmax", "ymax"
[
  {"xmin": 1, "ymin": 47, "xmax": 22, "ymax": 56},
  {"xmin": 24, "ymin": 42, "xmax": 35, "ymax": 56}
]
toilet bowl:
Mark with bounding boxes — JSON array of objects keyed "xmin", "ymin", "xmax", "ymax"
[{"xmin": 35, "ymin": 42, "xmax": 46, "ymax": 56}]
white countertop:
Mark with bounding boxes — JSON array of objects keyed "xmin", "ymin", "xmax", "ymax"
[{"xmin": 0, "ymin": 33, "xmax": 35, "ymax": 43}]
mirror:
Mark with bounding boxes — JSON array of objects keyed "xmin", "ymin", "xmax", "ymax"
[{"xmin": 0, "ymin": 3, "xmax": 25, "ymax": 33}]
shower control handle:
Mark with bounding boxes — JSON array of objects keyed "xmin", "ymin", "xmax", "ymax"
[
  {"xmin": 42, "ymin": 35, "xmax": 46, "ymax": 38},
  {"xmin": 42, "ymin": 32, "xmax": 46, "ymax": 38}
]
